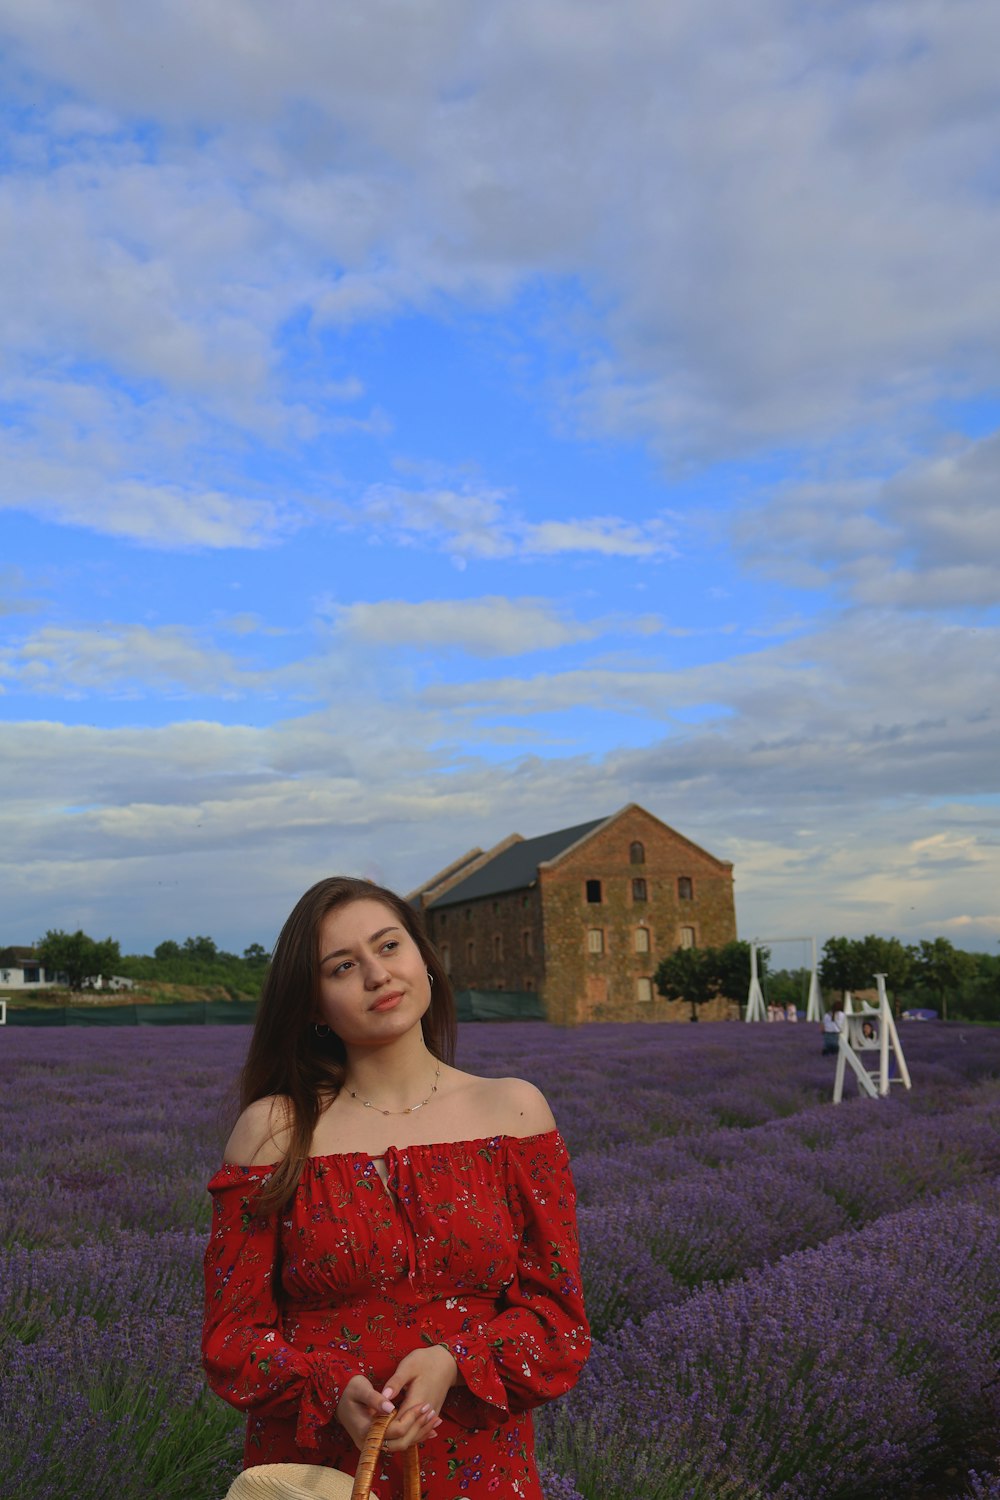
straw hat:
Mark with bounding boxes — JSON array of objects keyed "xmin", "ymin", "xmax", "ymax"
[
  {"xmin": 223, "ymin": 1412, "xmax": 416, "ymax": 1500},
  {"xmin": 224, "ymin": 1463, "xmax": 375, "ymax": 1500}
]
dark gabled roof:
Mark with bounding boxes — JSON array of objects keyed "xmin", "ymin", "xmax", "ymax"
[
  {"xmin": 0, "ymin": 946, "xmax": 38, "ymax": 965},
  {"xmin": 428, "ymin": 817, "xmax": 608, "ymax": 907}
]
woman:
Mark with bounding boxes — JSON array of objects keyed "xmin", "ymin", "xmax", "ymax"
[
  {"xmin": 821, "ymin": 1000, "xmax": 844, "ymax": 1055},
  {"xmin": 203, "ymin": 876, "xmax": 589, "ymax": 1499}
]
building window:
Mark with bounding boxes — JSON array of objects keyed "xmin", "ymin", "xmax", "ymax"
[
  {"xmin": 441, "ymin": 944, "xmax": 451, "ymax": 973},
  {"xmin": 23, "ymin": 967, "xmax": 39, "ymax": 984},
  {"xmin": 587, "ymin": 928, "xmax": 604, "ymax": 954},
  {"xmin": 634, "ymin": 927, "xmax": 650, "ymax": 954},
  {"xmin": 493, "ymin": 934, "xmax": 503, "ymax": 960},
  {"xmin": 523, "ymin": 976, "xmax": 534, "ymax": 991},
  {"xmin": 632, "ymin": 877, "xmax": 647, "ymax": 902},
  {"xmin": 586, "ymin": 879, "xmax": 602, "ymax": 903},
  {"xmin": 678, "ymin": 876, "xmax": 693, "ymax": 900},
  {"xmin": 630, "ymin": 840, "xmax": 645, "ymax": 864},
  {"xmin": 637, "ymin": 976, "xmax": 653, "ymax": 1002},
  {"xmin": 467, "ymin": 939, "xmax": 476, "ymax": 963},
  {"xmin": 680, "ymin": 926, "xmax": 696, "ymax": 949},
  {"xmin": 522, "ymin": 930, "xmax": 533, "ymax": 956}
]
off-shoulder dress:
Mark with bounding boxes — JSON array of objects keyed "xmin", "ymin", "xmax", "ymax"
[{"xmin": 203, "ymin": 1129, "xmax": 589, "ymax": 1500}]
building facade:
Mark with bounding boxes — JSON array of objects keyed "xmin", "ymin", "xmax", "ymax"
[
  {"xmin": 0, "ymin": 947, "xmax": 62, "ymax": 989},
  {"xmin": 410, "ymin": 804, "xmax": 738, "ymax": 1025}
]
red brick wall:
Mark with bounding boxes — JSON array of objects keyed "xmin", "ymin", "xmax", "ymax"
[
  {"xmin": 425, "ymin": 887, "xmax": 545, "ymax": 994},
  {"xmin": 537, "ymin": 806, "xmax": 736, "ymax": 1025}
]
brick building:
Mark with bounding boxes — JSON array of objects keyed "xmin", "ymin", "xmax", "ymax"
[{"xmin": 409, "ymin": 803, "xmax": 738, "ymax": 1025}]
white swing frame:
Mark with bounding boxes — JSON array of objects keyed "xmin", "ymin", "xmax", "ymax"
[
  {"xmin": 745, "ymin": 936, "xmax": 822, "ymax": 1023},
  {"xmin": 832, "ymin": 975, "xmax": 912, "ymax": 1103}
]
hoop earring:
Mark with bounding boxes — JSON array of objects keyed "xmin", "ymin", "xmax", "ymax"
[
  {"xmin": 313, "ymin": 1022, "xmax": 331, "ymax": 1037},
  {"xmin": 426, "ymin": 971, "xmax": 434, "ymax": 987}
]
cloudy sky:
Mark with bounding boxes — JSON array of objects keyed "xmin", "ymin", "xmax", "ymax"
[{"xmin": 2, "ymin": 0, "xmax": 998, "ymax": 959}]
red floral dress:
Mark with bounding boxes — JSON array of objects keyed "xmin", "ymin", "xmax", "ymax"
[{"xmin": 203, "ymin": 1130, "xmax": 589, "ymax": 1499}]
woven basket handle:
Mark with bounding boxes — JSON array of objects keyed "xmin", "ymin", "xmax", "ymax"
[{"xmin": 352, "ymin": 1410, "xmax": 421, "ymax": 1500}]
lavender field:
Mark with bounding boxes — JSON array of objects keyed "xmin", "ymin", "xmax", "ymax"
[{"xmin": 2, "ymin": 1022, "xmax": 999, "ymax": 1500}]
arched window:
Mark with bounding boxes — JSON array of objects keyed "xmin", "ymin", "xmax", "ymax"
[
  {"xmin": 678, "ymin": 876, "xmax": 693, "ymax": 900},
  {"xmin": 680, "ymin": 926, "xmax": 696, "ymax": 949},
  {"xmin": 637, "ymin": 976, "xmax": 653, "ymax": 1002},
  {"xmin": 634, "ymin": 927, "xmax": 650, "ymax": 954},
  {"xmin": 467, "ymin": 939, "xmax": 476, "ymax": 963},
  {"xmin": 587, "ymin": 929, "xmax": 604, "ymax": 954},
  {"xmin": 632, "ymin": 878, "xmax": 647, "ymax": 902},
  {"xmin": 630, "ymin": 841, "xmax": 645, "ymax": 864},
  {"xmin": 493, "ymin": 933, "xmax": 503, "ymax": 960},
  {"xmin": 586, "ymin": 879, "xmax": 602, "ymax": 903}
]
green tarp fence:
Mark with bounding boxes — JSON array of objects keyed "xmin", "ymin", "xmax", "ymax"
[
  {"xmin": 6, "ymin": 1000, "xmax": 259, "ymax": 1026},
  {"xmin": 5, "ymin": 992, "xmax": 544, "ymax": 1026},
  {"xmin": 454, "ymin": 990, "xmax": 545, "ymax": 1021}
]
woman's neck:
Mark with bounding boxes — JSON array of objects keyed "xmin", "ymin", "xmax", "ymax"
[{"xmin": 341, "ymin": 1034, "xmax": 441, "ymax": 1115}]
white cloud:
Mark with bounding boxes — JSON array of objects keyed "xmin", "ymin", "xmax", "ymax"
[
  {"xmin": 1, "ymin": 0, "xmax": 996, "ymax": 467},
  {"xmin": 0, "ymin": 702, "xmax": 997, "ymax": 953},
  {"xmin": 0, "ymin": 624, "xmax": 267, "ymax": 698},
  {"xmin": 330, "ymin": 595, "xmax": 661, "ymax": 657},
  {"xmin": 421, "ymin": 610, "xmax": 1000, "ymax": 805},
  {"xmin": 735, "ymin": 427, "xmax": 1000, "ymax": 608},
  {"xmin": 348, "ymin": 484, "xmax": 677, "ymax": 562}
]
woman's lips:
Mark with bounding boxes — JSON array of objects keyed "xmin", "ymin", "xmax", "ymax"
[{"xmin": 370, "ymin": 992, "xmax": 403, "ymax": 1012}]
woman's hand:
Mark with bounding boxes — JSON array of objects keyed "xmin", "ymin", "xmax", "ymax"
[
  {"xmin": 336, "ymin": 1376, "xmax": 398, "ymax": 1453},
  {"xmin": 378, "ymin": 1345, "xmax": 458, "ymax": 1452}
]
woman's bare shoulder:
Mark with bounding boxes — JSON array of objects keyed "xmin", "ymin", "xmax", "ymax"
[
  {"xmin": 460, "ymin": 1073, "xmax": 556, "ymax": 1138},
  {"xmin": 223, "ymin": 1094, "xmax": 295, "ymax": 1165}
]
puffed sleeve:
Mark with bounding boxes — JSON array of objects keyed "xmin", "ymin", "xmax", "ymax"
[
  {"xmin": 434, "ymin": 1130, "xmax": 590, "ymax": 1429},
  {"xmin": 202, "ymin": 1164, "xmax": 364, "ymax": 1449}
]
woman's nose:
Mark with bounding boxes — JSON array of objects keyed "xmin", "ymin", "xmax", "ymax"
[{"xmin": 363, "ymin": 955, "xmax": 391, "ymax": 987}]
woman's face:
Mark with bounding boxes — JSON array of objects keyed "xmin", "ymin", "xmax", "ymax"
[{"xmin": 314, "ymin": 897, "xmax": 431, "ymax": 1047}]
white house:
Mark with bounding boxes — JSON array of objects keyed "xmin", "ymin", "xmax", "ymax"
[
  {"xmin": 0, "ymin": 946, "xmax": 134, "ymax": 992},
  {"xmin": 0, "ymin": 947, "xmax": 65, "ymax": 988}
]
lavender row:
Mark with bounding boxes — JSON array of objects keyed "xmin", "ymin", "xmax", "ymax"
[
  {"xmin": 2, "ymin": 1022, "xmax": 998, "ymax": 1498},
  {"xmin": 5, "ymin": 1027, "xmax": 997, "ymax": 1354},
  {"xmin": 575, "ymin": 1095, "xmax": 1000, "ymax": 1336},
  {"xmin": 537, "ymin": 1188, "xmax": 1000, "ymax": 1498}
]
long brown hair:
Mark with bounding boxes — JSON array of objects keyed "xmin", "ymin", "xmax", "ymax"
[{"xmin": 240, "ymin": 875, "xmax": 456, "ymax": 1209}]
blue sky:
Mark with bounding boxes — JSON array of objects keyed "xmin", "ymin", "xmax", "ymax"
[{"xmin": 1, "ymin": 0, "xmax": 998, "ymax": 956}]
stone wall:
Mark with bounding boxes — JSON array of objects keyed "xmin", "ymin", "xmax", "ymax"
[
  {"xmin": 537, "ymin": 805, "xmax": 737, "ymax": 1025},
  {"xmin": 425, "ymin": 886, "xmax": 545, "ymax": 995},
  {"xmin": 422, "ymin": 803, "xmax": 738, "ymax": 1026}
]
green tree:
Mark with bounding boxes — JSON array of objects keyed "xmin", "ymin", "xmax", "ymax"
[
  {"xmin": 654, "ymin": 946, "xmax": 719, "ymax": 1022},
  {"xmin": 856, "ymin": 934, "xmax": 913, "ymax": 1011},
  {"xmin": 182, "ymin": 935, "xmax": 218, "ymax": 960},
  {"xmin": 243, "ymin": 943, "xmax": 269, "ymax": 965},
  {"xmin": 713, "ymin": 940, "xmax": 766, "ymax": 1004},
  {"xmin": 154, "ymin": 939, "xmax": 181, "ymax": 960},
  {"xmin": 962, "ymin": 953, "xmax": 1000, "ymax": 1023},
  {"xmin": 911, "ymin": 937, "xmax": 978, "ymax": 1023},
  {"xmin": 764, "ymin": 967, "xmax": 811, "ymax": 1011},
  {"xmin": 819, "ymin": 937, "xmax": 870, "ymax": 997},
  {"xmin": 36, "ymin": 929, "xmax": 121, "ymax": 991}
]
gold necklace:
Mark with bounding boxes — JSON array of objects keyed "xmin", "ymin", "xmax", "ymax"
[{"xmin": 346, "ymin": 1061, "xmax": 442, "ymax": 1116}]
